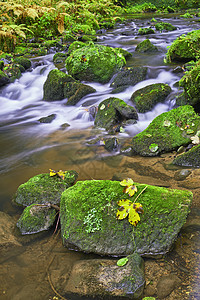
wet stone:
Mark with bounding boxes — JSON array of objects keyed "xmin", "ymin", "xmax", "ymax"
[
  {"xmin": 156, "ymin": 274, "xmax": 181, "ymax": 299},
  {"xmin": 174, "ymin": 169, "xmax": 191, "ymax": 181}
]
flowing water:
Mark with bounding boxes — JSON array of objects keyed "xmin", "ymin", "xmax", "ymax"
[{"xmin": 0, "ymin": 14, "xmax": 200, "ymax": 300}]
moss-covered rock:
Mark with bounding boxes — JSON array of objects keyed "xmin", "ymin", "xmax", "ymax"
[
  {"xmin": 14, "ymin": 170, "xmax": 78, "ymax": 206},
  {"xmin": 172, "ymin": 144, "xmax": 200, "ymax": 167},
  {"xmin": 179, "ymin": 60, "xmax": 200, "ymax": 108},
  {"xmin": 17, "ymin": 204, "xmax": 57, "ymax": 235},
  {"xmin": 94, "ymin": 97, "xmax": 138, "ymax": 131},
  {"xmin": 131, "ymin": 83, "xmax": 172, "ymax": 113},
  {"xmin": 4, "ymin": 64, "xmax": 21, "ymax": 82},
  {"xmin": 65, "ymin": 253, "xmax": 145, "ymax": 299},
  {"xmin": 43, "ymin": 69, "xmax": 76, "ymax": 101},
  {"xmin": 138, "ymin": 28, "xmax": 155, "ymax": 35},
  {"xmin": 155, "ymin": 22, "xmax": 176, "ymax": 31},
  {"xmin": 13, "ymin": 57, "xmax": 31, "ymax": 70},
  {"xmin": 104, "ymin": 137, "xmax": 119, "ymax": 152},
  {"xmin": 110, "ymin": 67, "xmax": 148, "ymax": 90},
  {"xmin": 131, "ymin": 105, "xmax": 200, "ymax": 156},
  {"xmin": 53, "ymin": 52, "xmax": 68, "ymax": 64},
  {"xmin": 0, "ymin": 70, "xmax": 10, "ymax": 87},
  {"xmin": 135, "ymin": 39, "xmax": 158, "ymax": 53},
  {"xmin": 65, "ymin": 42, "xmax": 126, "ymax": 83},
  {"xmin": 64, "ymin": 82, "xmax": 96, "ymax": 106},
  {"xmin": 60, "ymin": 180, "xmax": 192, "ymax": 257},
  {"xmin": 165, "ymin": 30, "xmax": 200, "ymax": 63}
]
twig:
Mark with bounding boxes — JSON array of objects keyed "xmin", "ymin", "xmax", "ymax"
[
  {"xmin": 133, "ymin": 186, "xmax": 147, "ymax": 203},
  {"xmin": 46, "ymin": 255, "xmax": 68, "ymax": 300}
]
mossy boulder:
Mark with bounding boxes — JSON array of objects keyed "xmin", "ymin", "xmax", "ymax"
[
  {"xmin": 43, "ymin": 69, "xmax": 75, "ymax": 101},
  {"xmin": 155, "ymin": 22, "xmax": 176, "ymax": 31},
  {"xmin": 138, "ymin": 28, "xmax": 155, "ymax": 35},
  {"xmin": 65, "ymin": 42, "xmax": 126, "ymax": 83},
  {"xmin": 131, "ymin": 105, "xmax": 200, "ymax": 156},
  {"xmin": 3, "ymin": 64, "xmax": 21, "ymax": 82},
  {"xmin": 130, "ymin": 83, "xmax": 172, "ymax": 113},
  {"xmin": 60, "ymin": 180, "xmax": 192, "ymax": 257},
  {"xmin": 179, "ymin": 60, "xmax": 200, "ymax": 108},
  {"xmin": 17, "ymin": 204, "xmax": 57, "ymax": 235},
  {"xmin": 0, "ymin": 70, "xmax": 10, "ymax": 87},
  {"xmin": 43, "ymin": 69, "xmax": 95, "ymax": 104},
  {"xmin": 172, "ymin": 144, "xmax": 200, "ymax": 167},
  {"xmin": 110, "ymin": 67, "xmax": 148, "ymax": 90},
  {"xmin": 14, "ymin": 170, "xmax": 78, "ymax": 207},
  {"xmin": 135, "ymin": 39, "xmax": 158, "ymax": 53},
  {"xmin": 166, "ymin": 30, "xmax": 200, "ymax": 63},
  {"xmin": 64, "ymin": 81, "xmax": 96, "ymax": 106},
  {"xmin": 13, "ymin": 57, "xmax": 31, "ymax": 70},
  {"xmin": 94, "ymin": 97, "xmax": 138, "ymax": 131},
  {"xmin": 53, "ymin": 52, "xmax": 68, "ymax": 64},
  {"xmin": 64, "ymin": 253, "xmax": 145, "ymax": 299}
]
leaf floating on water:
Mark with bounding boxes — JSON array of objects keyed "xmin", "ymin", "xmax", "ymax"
[
  {"xmin": 117, "ymin": 257, "xmax": 129, "ymax": 267},
  {"xmin": 149, "ymin": 143, "xmax": 159, "ymax": 153}
]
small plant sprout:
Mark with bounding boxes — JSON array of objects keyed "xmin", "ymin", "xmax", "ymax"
[{"xmin": 117, "ymin": 257, "xmax": 129, "ymax": 267}]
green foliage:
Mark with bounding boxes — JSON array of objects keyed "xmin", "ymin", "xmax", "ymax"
[
  {"xmin": 83, "ymin": 208, "xmax": 103, "ymax": 233},
  {"xmin": 117, "ymin": 257, "xmax": 129, "ymax": 266},
  {"xmin": 155, "ymin": 22, "xmax": 176, "ymax": 32}
]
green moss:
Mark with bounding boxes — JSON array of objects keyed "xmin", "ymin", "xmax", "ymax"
[
  {"xmin": 172, "ymin": 144, "xmax": 200, "ymax": 167},
  {"xmin": 165, "ymin": 30, "xmax": 200, "ymax": 63},
  {"xmin": 138, "ymin": 28, "xmax": 155, "ymax": 35},
  {"xmin": 131, "ymin": 105, "xmax": 200, "ymax": 156},
  {"xmin": 65, "ymin": 42, "xmax": 126, "ymax": 83},
  {"xmin": 155, "ymin": 22, "xmax": 176, "ymax": 31},
  {"xmin": 64, "ymin": 82, "xmax": 96, "ymax": 106},
  {"xmin": 131, "ymin": 83, "xmax": 171, "ymax": 113},
  {"xmin": 17, "ymin": 204, "xmax": 56, "ymax": 234},
  {"xmin": 135, "ymin": 39, "xmax": 158, "ymax": 53},
  {"xmin": 13, "ymin": 57, "xmax": 31, "ymax": 70},
  {"xmin": 0, "ymin": 70, "xmax": 10, "ymax": 87},
  {"xmin": 14, "ymin": 171, "xmax": 78, "ymax": 207},
  {"xmin": 179, "ymin": 60, "xmax": 200, "ymax": 107},
  {"xmin": 60, "ymin": 180, "xmax": 192, "ymax": 256}
]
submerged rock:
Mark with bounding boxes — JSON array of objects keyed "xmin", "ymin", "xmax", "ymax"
[
  {"xmin": 131, "ymin": 105, "xmax": 200, "ymax": 156},
  {"xmin": 60, "ymin": 180, "xmax": 192, "ymax": 257},
  {"xmin": 17, "ymin": 204, "xmax": 57, "ymax": 235},
  {"xmin": 0, "ymin": 212, "xmax": 21, "ymax": 249},
  {"xmin": 65, "ymin": 41, "xmax": 126, "ymax": 83},
  {"xmin": 110, "ymin": 67, "xmax": 147, "ymax": 90},
  {"xmin": 14, "ymin": 170, "xmax": 78, "ymax": 206},
  {"xmin": 38, "ymin": 114, "xmax": 56, "ymax": 123},
  {"xmin": 166, "ymin": 29, "xmax": 200, "ymax": 62},
  {"xmin": 138, "ymin": 28, "xmax": 155, "ymax": 35},
  {"xmin": 155, "ymin": 22, "xmax": 176, "ymax": 31},
  {"xmin": 94, "ymin": 97, "xmax": 138, "ymax": 131},
  {"xmin": 135, "ymin": 39, "xmax": 158, "ymax": 53},
  {"xmin": 65, "ymin": 253, "xmax": 145, "ymax": 299},
  {"xmin": 172, "ymin": 144, "xmax": 200, "ymax": 167},
  {"xmin": 130, "ymin": 83, "xmax": 171, "ymax": 113}
]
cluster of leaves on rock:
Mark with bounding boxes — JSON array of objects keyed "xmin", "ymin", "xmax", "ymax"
[{"xmin": 116, "ymin": 178, "xmax": 144, "ymax": 227}]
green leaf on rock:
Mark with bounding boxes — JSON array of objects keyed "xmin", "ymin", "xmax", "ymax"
[
  {"xmin": 149, "ymin": 143, "xmax": 159, "ymax": 152},
  {"xmin": 117, "ymin": 257, "xmax": 129, "ymax": 267}
]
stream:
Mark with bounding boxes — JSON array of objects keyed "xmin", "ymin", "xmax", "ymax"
[{"xmin": 0, "ymin": 14, "xmax": 200, "ymax": 300}]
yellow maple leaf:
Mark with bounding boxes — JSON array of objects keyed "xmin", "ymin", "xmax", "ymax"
[
  {"xmin": 49, "ymin": 169, "xmax": 57, "ymax": 176},
  {"xmin": 49, "ymin": 169, "xmax": 66, "ymax": 180},
  {"xmin": 120, "ymin": 178, "xmax": 134, "ymax": 187},
  {"xmin": 124, "ymin": 185, "xmax": 137, "ymax": 197},
  {"xmin": 116, "ymin": 200, "xmax": 143, "ymax": 227}
]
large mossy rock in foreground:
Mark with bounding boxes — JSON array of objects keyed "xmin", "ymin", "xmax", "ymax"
[
  {"xmin": 65, "ymin": 42, "xmax": 126, "ymax": 83},
  {"xmin": 166, "ymin": 30, "xmax": 200, "ymax": 62},
  {"xmin": 132, "ymin": 105, "xmax": 200, "ymax": 156},
  {"xmin": 94, "ymin": 97, "xmax": 138, "ymax": 131},
  {"xmin": 60, "ymin": 180, "xmax": 192, "ymax": 257},
  {"xmin": 172, "ymin": 144, "xmax": 200, "ymax": 167},
  {"xmin": 131, "ymin": 83, "xmax": 171, "ymax": 113},
  {"xmin": 14, "ymin": 170, "xmax": 78, "ymax": 206},
  {"xmin": 65, "ymin": 253, "xmax": 145, "ymax": 299}
]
